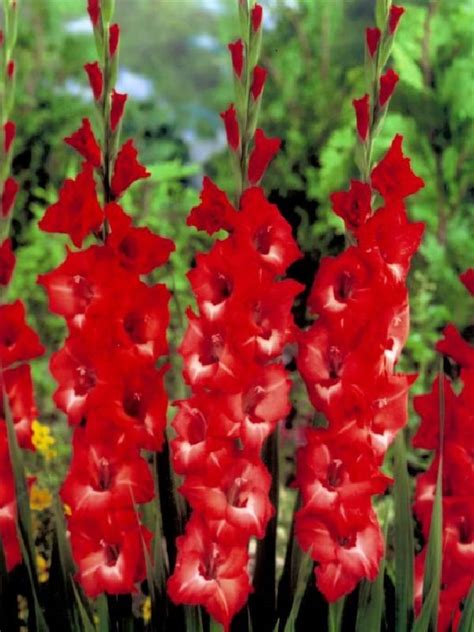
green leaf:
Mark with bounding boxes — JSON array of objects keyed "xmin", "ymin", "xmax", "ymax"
[
  {"xmin": 413, "ymin": 361, "xmax": 445, "ymax": 632},
  {"xmin": 458, "ymin": 585, "xmax": 474, "ymax": 632},
  {"xmin": 356, "ymin": 504, "xmax": 389, "ymax": 632},
  {"xmin": 393, "ymin": 431, "xmax": 415, "ymax": 632},
  {"xmin": 283, "ymin": 551, "xmax": 313, "ymax": 632},
  {"xmin": 328, "ymin": 598, "xmax": 345, "ymax": 632},
  {"xmin": 18, "ymin": 532, "xmax": 49, "ymax": 632},
  {"xmin": 95, "ymin": 595, "xmax": 110, "ymax": 632},
  {"xmin": 71, "ymin": 579, "xmax": 96, "ymax": 632},
  {"xmin": 412, "ymin": 459, "xmax": 443, "ymax": 632}
]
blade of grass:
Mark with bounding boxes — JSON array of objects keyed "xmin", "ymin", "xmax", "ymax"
[{"xmin": 393, "ymin": 430, "xmax": 415, "ymax": 631}]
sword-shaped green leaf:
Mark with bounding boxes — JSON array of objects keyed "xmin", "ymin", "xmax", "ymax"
[
  {"xmin": 393, "ymin": 430, "xmax": 415, "ymax": 631},
  {"xmin": 458, "ymin": 585, "xmax": 474, "ymax": 632}
]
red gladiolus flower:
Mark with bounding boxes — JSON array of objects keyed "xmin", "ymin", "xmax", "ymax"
[
  {"xmin": 234, "ymin": 186, "xmax": 301, "ymax": 273},
  {"xmin": 1, "ymin": 177, "xmax": 19, "ymax": 217},
  {"xmin": 187, "ymin": 176, "xmax": 236, "ymax": 235},
  {"xmin": 110, "ymin": 90, "xmax": 127, "ymax": 132},
  {"xmin": 357, "ymin": 200, "xmax": 425, "ymax": 281},
  {"xmin": 87, "ymin": 0, "xmax": 100, "ymax": 26},
  {"xmin": 70, "ymin": 514, "xmax": 152, "ymax": 598},
  {"xmin": 228, "ymin": 39, "xmax": 244, "ymax": 78},
  {"xmin": 251, "ymin": 4, "xmax": 263, "ymax": 32},
  {"xmin": 84, "ymin": 62, "xmax": 103, "ymax": 101},
  {"xmin": 0, "ymin": 300, "xmax": 44, "ymax": 368},
  {"xmin": 371, "ymin": 134, "xmax": 424, "ymax": 201},
  {"xmin": 109, "ymin": 23, "xmax": 120, "ymax": 57},
  {"xmin": 365, "ymin": 27, "xmax": 381, "ymax": 57},
  {"xmin": 65, "ymin": 118, "xmax": 102, "ymax": 168},
  {"xmin": 86, "ymin": 359, "xmax": 168, "ymax": 452},
  {"xmin": 296, "ymin": 513, "xmax": 384, "ymax": 602},
  {"xmin": 379, "ymin": 68, "xmax": 399, "ymax": 106},
  {"xmin": 181, "ymin": 452, "xmax": 274, "ymax": 542},
  {"xmin": 330, "ymin": 179, "xmax": 372, "ymax": 233},
  {"xmin": 111, "ymin": 139, "xmax": 150, "ymax": 198},
  {"xmin": 220, "ymin": 104, "xmax": 240, "ymax": 152},
  {"xmin": 39, "ymin": 162, "xmax": 103, "ymax": 248},
  {"xmin": 460, "ymin": 268, "xmax": 474, "ymax": 295},
  {"xmin": 3, "ymin": 121, "xmax": 15, "ymax": 153},
  {"xmin": 105, "ymin": 202, "xmax": 174, "ymax": 273},
  {"xmin": 168, "ymin": 515, "xmax": 252, "ymax": 631},
  {"xmin": 83, "ymin": 281, "xmax": 171, "ymax": 360},
  {"xmin": 2, "ymin": 364, "xmax": 37, "ymax": 449},
  {"xmin": 6, "ymin": 60, "xmax": 14, "ymax": 80},
  {"xmin": 0, "ymin": 429, "xmax": 21, "ymax": 571},
  {"xmin": 389, "ymin": 5, "xmax": 405, "ymax": 35},
  {"xmin": 37, "ymin": 245, "xmax": 134, "ymax": 326},
  {"xmin": 0, "ymin": 238, "xmax": 15, "ymax": 286},
  {"xmin": 247, "ymin": 128, "xmax": 281, "ymax": 184},
  {"xmin": 251, "ymin": 65, "xmax": 267, "ymax": 100},
  {"xmin": 413, "ymin": 273, "xmax": 474, "ymax": 631},
  {"xmin": 352, "ymin": 94, "xmax": 370, "ymax": 141},
  {"xmin": 436, "ymin": 324, "xmax": 474, "ymax": 369},
  {"xmin": 50, "ymin": 341, "xmax": 97, "ymax": 427},
  {"xmin": 61, "ymin": 426, "xmax": 154, "ymax": 520}
]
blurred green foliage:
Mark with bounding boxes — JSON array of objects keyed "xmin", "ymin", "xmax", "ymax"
[{"xmin": 5, "ymin": 0, "xmax": 474, "ymax": 468}]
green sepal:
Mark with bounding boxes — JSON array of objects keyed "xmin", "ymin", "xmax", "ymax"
[
  {"xmin": 249, "ymin": 29, "xmax": 262, "ymax": 69},
  {"xmin": 5, "ymin": 0, "xmax": 18, "ymax": 53},
  {"xmin": 109, "ymin": 52, "xmax": 119, "ymax": 92},
  {"xmin": 233, "ymin": 74, "xmax": 246, "ymax": 118},
  {"xmin": 247, "ymin": 96, "xmax": 261, "ymax": 140},
  {"xmin": 101, "ymin": 0, "xmax": 115, "ymax": 24},
  {"xmin": 375, "ymin": 0, "xmax": 388, "ymax": 30}
]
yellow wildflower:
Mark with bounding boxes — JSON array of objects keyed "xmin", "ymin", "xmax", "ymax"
[
  {"xmin": 31, "ymin": 420, "xmax": 57, "ymax": 460},
  {"xmin": 142, "ymin": 596, "xmax": 152, "ymax": 624},
  {"xmin": 30, "ymin": 484, "xmax": 53, "ymax": 511},
  {"xmin": 36, "ymin": 554, "xmax": 49, "ymax": 583}
]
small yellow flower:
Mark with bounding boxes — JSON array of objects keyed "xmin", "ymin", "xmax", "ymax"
[
  {"xmin": 17, "ymin": 594, "xmax": 29, "ymax": 621},
  {"xmin": 31, "ymin": 420, "xmax": 57, "ymax": 460},
  {"xmin": 142, "ymin": 596, "xmax": 152, "ymax": 624},
  {"xmin": 36, "ymin": 554, "xmax": 49, "ymax": 583},
  {"xmin": 30, "ymin": 484, "xmax": 53, "ymax": 511}
]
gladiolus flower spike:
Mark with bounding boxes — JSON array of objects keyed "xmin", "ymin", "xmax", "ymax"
[
  {"xmin": 0, "ymin": 0, "xmax": 44, "ymax": 572},
  {"xmin": 168, "ymin": 3, "xmax": 302, "ymax": 629},
  {"xmin": 38, "ymin": 0, "xmax": 174, "ymax": 598},
  {"xmin": 295, "ymin": 3, "xmax": 426, "ymax": 603}
]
